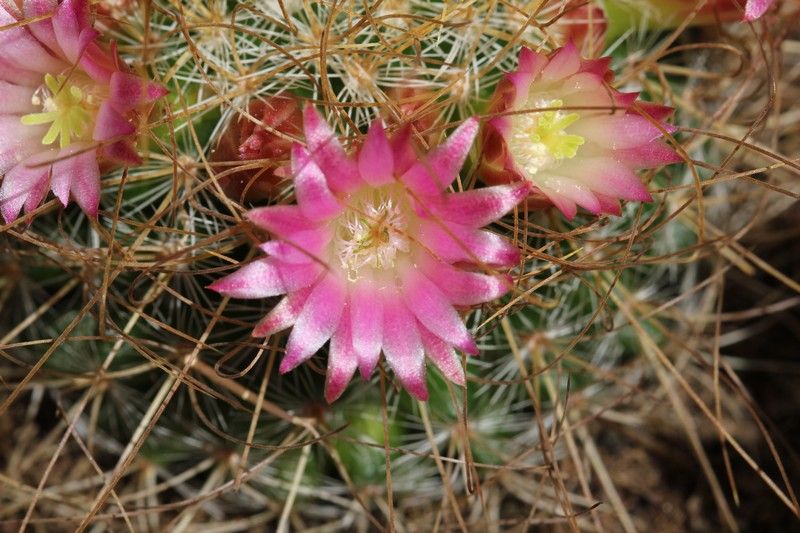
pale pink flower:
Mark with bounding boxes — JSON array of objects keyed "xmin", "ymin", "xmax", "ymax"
[
  {"xmin": 210, "ymin": 106, "xmax": 528, "ymax": 402},
  {"xmin": 480, "ymin": 44, "xmax": 681, "ymax": 219},
  {"xmin": 0, "ymin": 0, "xmax": 166, "ymax": 223}
]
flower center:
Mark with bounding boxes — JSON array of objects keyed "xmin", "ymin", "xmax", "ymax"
[
  {"xmin": 508, "ymin": 98, "xmax": 585, "ymax": 177},
  {"xmin": 334, "ymin": 186, "xmax": 411, "ymax": 282},
  {"xmin": 20, "ymin": 73, "xmax": 98, "ymax": 149}
]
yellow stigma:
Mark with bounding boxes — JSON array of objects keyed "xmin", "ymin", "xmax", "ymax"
[
  {"xmin": 21, "ymin": 74, "xmax": 93, "ymax": 149},
  {"xmin": 530, "ymin": 100, "xmax": 584, "ymax": 160},
  {"xmin": 508, "ymin": 99, "xmax": 586, "ymax": 178}
]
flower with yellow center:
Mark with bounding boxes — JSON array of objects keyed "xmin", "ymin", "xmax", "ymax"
[
  {"xmin": 21, "ymin": 74, "xmax": 96, "ymax": 149},
  {"xmin": 210, "ymin": 105, "xmax": 530, "ymax": 402},
  {"xmin": 335, "ymin": 187, "xmax": 412, "ymax": 281},
  {"xmin": 480, "ymin": 44, "xmax": 681, "ymax": 219},
  {"xmin": 507, "ymin": 98, "xmax": 585, "ymax": 177},
  {"xmin": 0, "ymin": 0, "xmax": 166, "ymax": 223}
]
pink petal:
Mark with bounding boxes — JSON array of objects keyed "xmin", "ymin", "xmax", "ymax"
[
  {"xmin": 539, "ymin": 176, "xmax": 602, "ymax": 215},
  {"xmin": 146, "ymin": 82, "xmax": 170, "ymax": 102},
  {"xmin": 545, "ymin": 192, "xmax": 577, "ymax": 220},
  {"xmin": 350, "ymin": 280, "xmax": 383, "ymax": 379},
  {"xmin": 280, "ymin": 274, "xmax": 346, "ymax": 373},
  {"xmin": 208, "ymin": 258, "xmax": 321, "ymax": 299},
  {"xmin": 23, "ymin": 170, "xmax": 52, "ymax": 215},
  {"xmin": 579, "ymin": 57, "xmax": 612, "ymax": 79},
  {"xmin": 574, "ymin": 115, "xmax": 667, "ymax": 149},
  {"xmin": 109, "ymin": 71, "xmax": 168, "ymax": 113},
  {"xmin": 325, "ymin": 308, "xmax": 358, "ymax": 403},
  {"xmin": 0, "ymin": 58, "xmax": 43, "ymax": 86},
  {"xmin": 401, "ymin": 117, "xmax": 478, "ymax": 194},
  {"xmin": 247, "ymin": 205, "xmax": 317, "ymax": 236},
  {"xmin": 93, "ymin": 101, "xmax": 136, "ymax": 142},
  {"xmin": 358, "ymin": 119, "xmax": 395, "ymax": 185},
  {"xmin": 51, "ymin": 145, "xmax": 100, "ymax": 216},
  {"xmin": 745, "ymin": 0, "xmax": 773, "ymax": 20},
  {"xmin": 389, "ymin": 125, "xmax": 418, "ymax": 175},
  {"xmin": 48, "ymin": 154, "xmax": 69, "ymax": 206},
  {"xmin": 259, "ymin": 227, "xmax": 330, "ymax": 264},
  {"xmin": 419, "ymin": 324, "xmax": 465, "ymax": 386},
  {"xmin": 518, "ymin": 47, "xmax": 548, "ymax": 77},
  {"xmin": 0, "ymin": 81, "xmax": 36, "ymax": 113},
  {"xmin": 560, "ymin": 72, "xmax": 606, "ymax": 99},
  {"xmin": 421, "ymin": 259, "xmax": 513, "ymax": 306},
  {"xmin": 252, "ymin": 286, "xmax": 313, "ymax": 337},
  {"xmin": 615, "ymin": 143, "xmax": 683, "ymax": 168},
  {"xmin": 382, "ymin": 290, "xmax": 428, "ymax": 401},
  {"xmin": 291, "ymin": 143, "xmax": 342, "ymax": 222},
  {"xmin": 22, "ymin": 0, "xmax": 59, "ymax": 54},
  {"xmin": 613, "ymin": 91, "xmax": 639, "ymax": 109},
  {"xmin": 77, "ymin": 41, "xmax": 116, "ymax": 84},
  {"xmin": 417, "ymin": 220, "xmax": 520, "ymax": 267},
  {"xmin": 541, "ymin": 42, "xmax": 580, "ymax": 82},
  {"xmin": 100, "ymin": 140, "xmax": 142, "ymax": 166},
  {"xmin": 559, "ymin": 157, "xmax": 652, "ymax": 202},
  {"xmin": 0, "ymin": 160, "xmax": 50, "ymax": 223},
  {"xmin": 398, "ymin": 160, "xmax": 440, "ymax": 197},
  {"xmin": 594, "ymin": 193, "xmax": 622, "ymax": 216},
  {"xmin": 506, "ymin": 71, "xmax": 537, "ymax": 108},
  {"xmin": 487, "ymin": 115, "xmax": 512, "ymax": 138},
  {"xmin": 401, "ymin": 268, "xmax": 478, "ymax": 355},
  {"xmin": 432, "ymin": 182, "xmax": 530, "ymax": 227},
  {"xmin": 302, "ymin": 104, "xmax": 361, "ymax": 193},
  {"xmin": 634, "ymin": 102, "xmax": 674, "ymax": 123},
  {"xmin": 0, "ymin": 116, "xmax": 47, "ymax": 175},
  {"xmin": 51, "ymin": 0, "xmax": 92, "ymax": 63},
  {"xmin": 0, "ymin": 5, "xmax": 64, "ymax": 74}
]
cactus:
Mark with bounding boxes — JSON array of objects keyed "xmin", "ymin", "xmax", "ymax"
[{"xmin": 1, "ymin": 0, "xmax": 798, "ymax": 530}]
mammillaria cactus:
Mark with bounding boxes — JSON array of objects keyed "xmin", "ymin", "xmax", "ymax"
[
  {"xmin": 1, "ymin": 0, "xmax": 797, "ymax": 530},
  {"xmin": 480, "ymin": 44, "xmax": 680, "ymax": 219},
  {"xmin": 210, "ymin": 108, "xmax": 529, "ymax": 401}
]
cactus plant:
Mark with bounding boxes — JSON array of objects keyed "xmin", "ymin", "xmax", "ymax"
[{"xmin": 1, "ymin": 0, "xmax": 798, "ymax": 531}]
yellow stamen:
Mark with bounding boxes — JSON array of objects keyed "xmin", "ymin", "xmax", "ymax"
[
  {"xmin": 531, "ymin": 99, "xmax": 585, "ymax": 160},
  {"xmin": 21, "ymin": 73, "xmax": 94, "ymax": 149},
  {"xmin": 508, "ymin": 98, "xmax": 587, "ymax": 178}
]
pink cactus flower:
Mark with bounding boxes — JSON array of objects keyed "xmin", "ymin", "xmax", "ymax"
[
  {"xmin": 0, "ymin": 0, "xmax": 167, "ymax": 223},
  {"xmin": 209, "ymin": 106, "xmax": 528, "ymax": 402},
  {"xmin": 479, "ymin": 44, "xmax": 681, "ymax": 219}
]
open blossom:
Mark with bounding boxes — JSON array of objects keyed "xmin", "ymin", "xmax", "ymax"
[
  {"xmin": 480, "ymin": 44, "xmax": 681, "ymax": 219},
  {"xmin": 0, "ymin": 0, "xmax": 166, "ymax": 223},
  {"xmin": 209, "ymin": 106, "xmax": 528, "ymax": 402}
]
